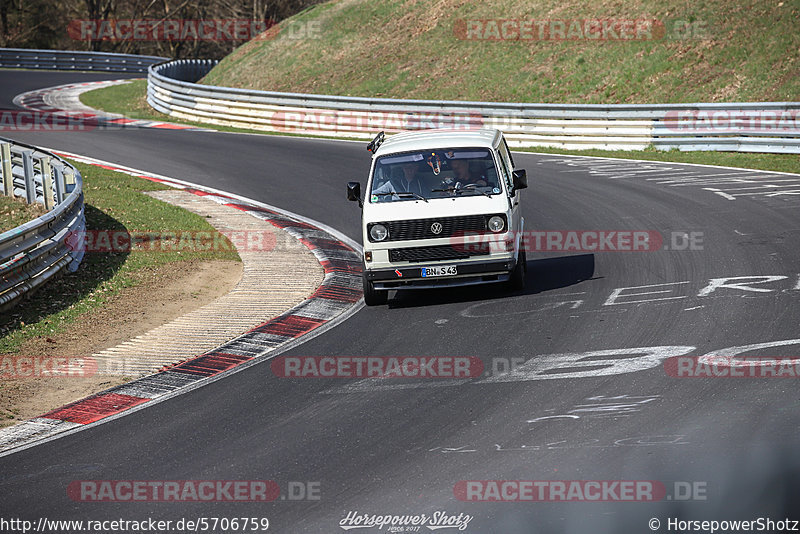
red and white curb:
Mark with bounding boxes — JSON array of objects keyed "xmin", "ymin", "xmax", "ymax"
[
  {"xmin": 12, "ymin": 80, "xmax": 211, "ymax": 131},
  {"xmin": 0, "ymin": 151, "xmax": 364, "ymax": 456}
]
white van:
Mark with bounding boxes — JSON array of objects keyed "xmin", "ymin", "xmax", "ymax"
[{"xmin": 347, "ymin": 129, "xmax": 528, "ymax": 306}]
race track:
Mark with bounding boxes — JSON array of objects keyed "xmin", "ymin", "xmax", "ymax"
[{"xmin": 1, "ymin": 71, "xmax": 799, "ymax": 533}]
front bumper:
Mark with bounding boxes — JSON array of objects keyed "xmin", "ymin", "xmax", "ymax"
[{"xmin": 365, "ymin": 258, "xmax": 517, "ymax": 290}]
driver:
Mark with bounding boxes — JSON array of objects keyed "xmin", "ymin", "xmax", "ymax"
[
  {"xmin": 451, "ymin": 159, "xmax": 488, "ymax": 187},
  {"xmin": 374, "ymin": 161, "xmax": 426, "ymax": 198}
]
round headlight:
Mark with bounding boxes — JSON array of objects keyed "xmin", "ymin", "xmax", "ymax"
[
  {"xmin": 487, "ymin": 216, "xmax": 505, "ymax": 233},
  {"xmin": 370, "ymin": 224, "xmax": 388, "ymax": 241}
]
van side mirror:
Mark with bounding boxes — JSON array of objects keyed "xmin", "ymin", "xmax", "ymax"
[
  {"xmin": 512, "ymin": 169, "xmax": 528, "ymax": 191},
  {"xmin": 347, "ymin": 181, "xmax": 362, "ymax": 207}
]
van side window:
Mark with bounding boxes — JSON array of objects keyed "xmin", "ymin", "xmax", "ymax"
[
  {"xmin": 496, "ymin": 149, "xmax": 512, "ymax": 192},
  {"xmin": 502, "ymin": 138, "xmax": 515, "ymax": 169}
]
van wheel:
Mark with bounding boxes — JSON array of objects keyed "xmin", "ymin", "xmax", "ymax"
[
  {"xmin": 509, "ymin": 249, "xmax": 527, "ymax": 291},
  {"xmin": 363, "ymin": 276, "xmax": 388, "ymax": 306}
]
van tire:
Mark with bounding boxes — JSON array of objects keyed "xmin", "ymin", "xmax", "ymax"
[
  {"xmin": 363, "ymin": 276, "xmax": 388, "ymax": 306},
  {"xmin": 509, "ymin": 249, "xmax": 527, "ymax": 291}
]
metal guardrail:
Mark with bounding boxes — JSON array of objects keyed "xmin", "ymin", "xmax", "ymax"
[
  {"xmin": 1, "ymin": 48, "xmax": 797, "ymax": 152},
  {"xmin": 148, "ymin": 59, "xmax": 800, "ymax": 153},
  {"xmin": 0, "ymin": 48, "xmax": 167, "ymax": 73},
  {"xmin": 0, "ymin": 137, "xmax": 85, "ymax": 311}
]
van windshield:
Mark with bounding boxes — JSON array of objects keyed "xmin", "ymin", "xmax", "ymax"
[{"xmin": 369, "ymin": 148, "xmax": 500, "ymax": 202}]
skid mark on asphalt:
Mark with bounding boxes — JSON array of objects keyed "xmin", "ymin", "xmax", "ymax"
[
  {"xmin": 536, "ymin": 157, "xmax": 800, "ymax": 206},
  {"xmin": 419, "ymin": 395, "xmax": 693, "ymax": 458}
]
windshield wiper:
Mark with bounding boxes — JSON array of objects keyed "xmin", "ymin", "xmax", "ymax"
[
  {"xmin": 459, "ymin": 187, "xmax": 494, "ymax": 198},
  {"xmin": 431, "ymin": 186, "xmax": 493, "ymax": 198},
  {"xmin": 373, "ymin": 191, "xmax": 428, "ymax": 203}
]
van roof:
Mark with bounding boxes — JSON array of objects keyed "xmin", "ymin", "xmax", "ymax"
[{"xmin": 373, "ymin": 129, "xmax": 501, "ymax": 157}]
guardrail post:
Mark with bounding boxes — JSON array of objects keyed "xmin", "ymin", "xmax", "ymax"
[
  {"xmin": 1, "ymin": 142, "xmax": 12, "ymax": 197},
  {"xmin": 0, "ymin": 135, "xmax": 87, "ymax": 311},
  {"xmin": 52, "ymin": 163, "xmax": 66, "ymax": 204},
  {"xmin": 21, "ymin": 149, "xmax": 36, "ymax": 204},
  {"xmin": 63, "ymin": 165, "xmax": 76, "ymax": 193},
  {"xmin": 41, "ymin": 156, "xmax": 55, "ymax": 210}
]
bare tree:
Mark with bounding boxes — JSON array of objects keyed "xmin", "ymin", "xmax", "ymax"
[{"xmin": 2, "ymin": 0, "xmax": 321, "ymax": 58}]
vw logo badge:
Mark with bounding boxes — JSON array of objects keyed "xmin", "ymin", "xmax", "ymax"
[{"xmin": 430, "ymin": 222, "xmax": 443, "ymax": 235}]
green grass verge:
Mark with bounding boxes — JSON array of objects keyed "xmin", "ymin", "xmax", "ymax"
[
  {"xmin": 0, "ymin": 161, "xmax": 240, "ymax": 353},
  {"xmin": 80, "ymin": 79, "xmax": 342, "ymax": 137},
  {"xmin": 515, "ymin": 146, "xmax": 800, "ymax": 175},
  {"xmin": 79, "ymin": 78, "xmax": 157, "ymax": 120},
  {"xmin": 0, "ymin": 194, "xmax": 47, "ymax": 233}
]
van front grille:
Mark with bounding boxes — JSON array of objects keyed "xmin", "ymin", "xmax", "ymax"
[
  {"xmin": 370, "ymin": 214, "xmax": 496, "ymax": 242},
  {"xmin": 389, "ymin": 243, "xmax": 490, "ymax": 263}
]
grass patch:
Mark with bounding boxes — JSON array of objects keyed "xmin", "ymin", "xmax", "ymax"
[
  {"xmin": 201, "ymin": 0, "xmax": 800, "ymax": 103},
  {"xmin": 515, "ymin": 146, "xmax": 800, "ymax": 175},
  {"xmin": 0, "ymin": 161, "xmax": 240, "ymax": 353},
  {"xmin": 80, "ymin": 79, "xmax": 345, "ymax": 138},
  {"xmin": 0, "ymin": 194, "xmax": 47, "ymax": 233},
  {"xmin": 79, "ymin": 79, "xmax": 158, "ymax": 120}
]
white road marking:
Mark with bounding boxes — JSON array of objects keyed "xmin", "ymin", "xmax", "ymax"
[
  {"xmin": 533, "ymin": 155, "xmax": 800, "ymax": 202},
  {"xmin": 479, "ymin": 346, "xmax": 695, "ymax": 382},
  {"xmin": 603, "ymin": 281, "xmax": 691, "ymax": 306},
  {"xmin": 705, "ymin": 188, "xmax": 737, "ymax": 200},
  {"xmin": 322, "ymin": 336, "xmax": 800, "ymax": 394},
  {"xmin": 698, "ymin": 339, "xmax": 800, "ymax": 368},
  {"xmin": 697, "ymin": 275, "xmax": 789, "ymax": 297}
]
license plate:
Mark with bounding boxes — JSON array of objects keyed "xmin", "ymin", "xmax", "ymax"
[{"xmin": 421, "ymin": 265, "xmax": 457, "ymax": 277}]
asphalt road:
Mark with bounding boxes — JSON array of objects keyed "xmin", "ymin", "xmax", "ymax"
[
  {"xmin": 0, "ymin": 70, "xmax": 141, "ymax": 109},
  {"xmin": 1, "ymin": 70, "xmax": 799, "ymax": 533}
]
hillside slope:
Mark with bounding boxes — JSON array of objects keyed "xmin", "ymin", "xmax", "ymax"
[{"xmin": 201, "ymin": 0, "xmax": 799, "ymax": 103}]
